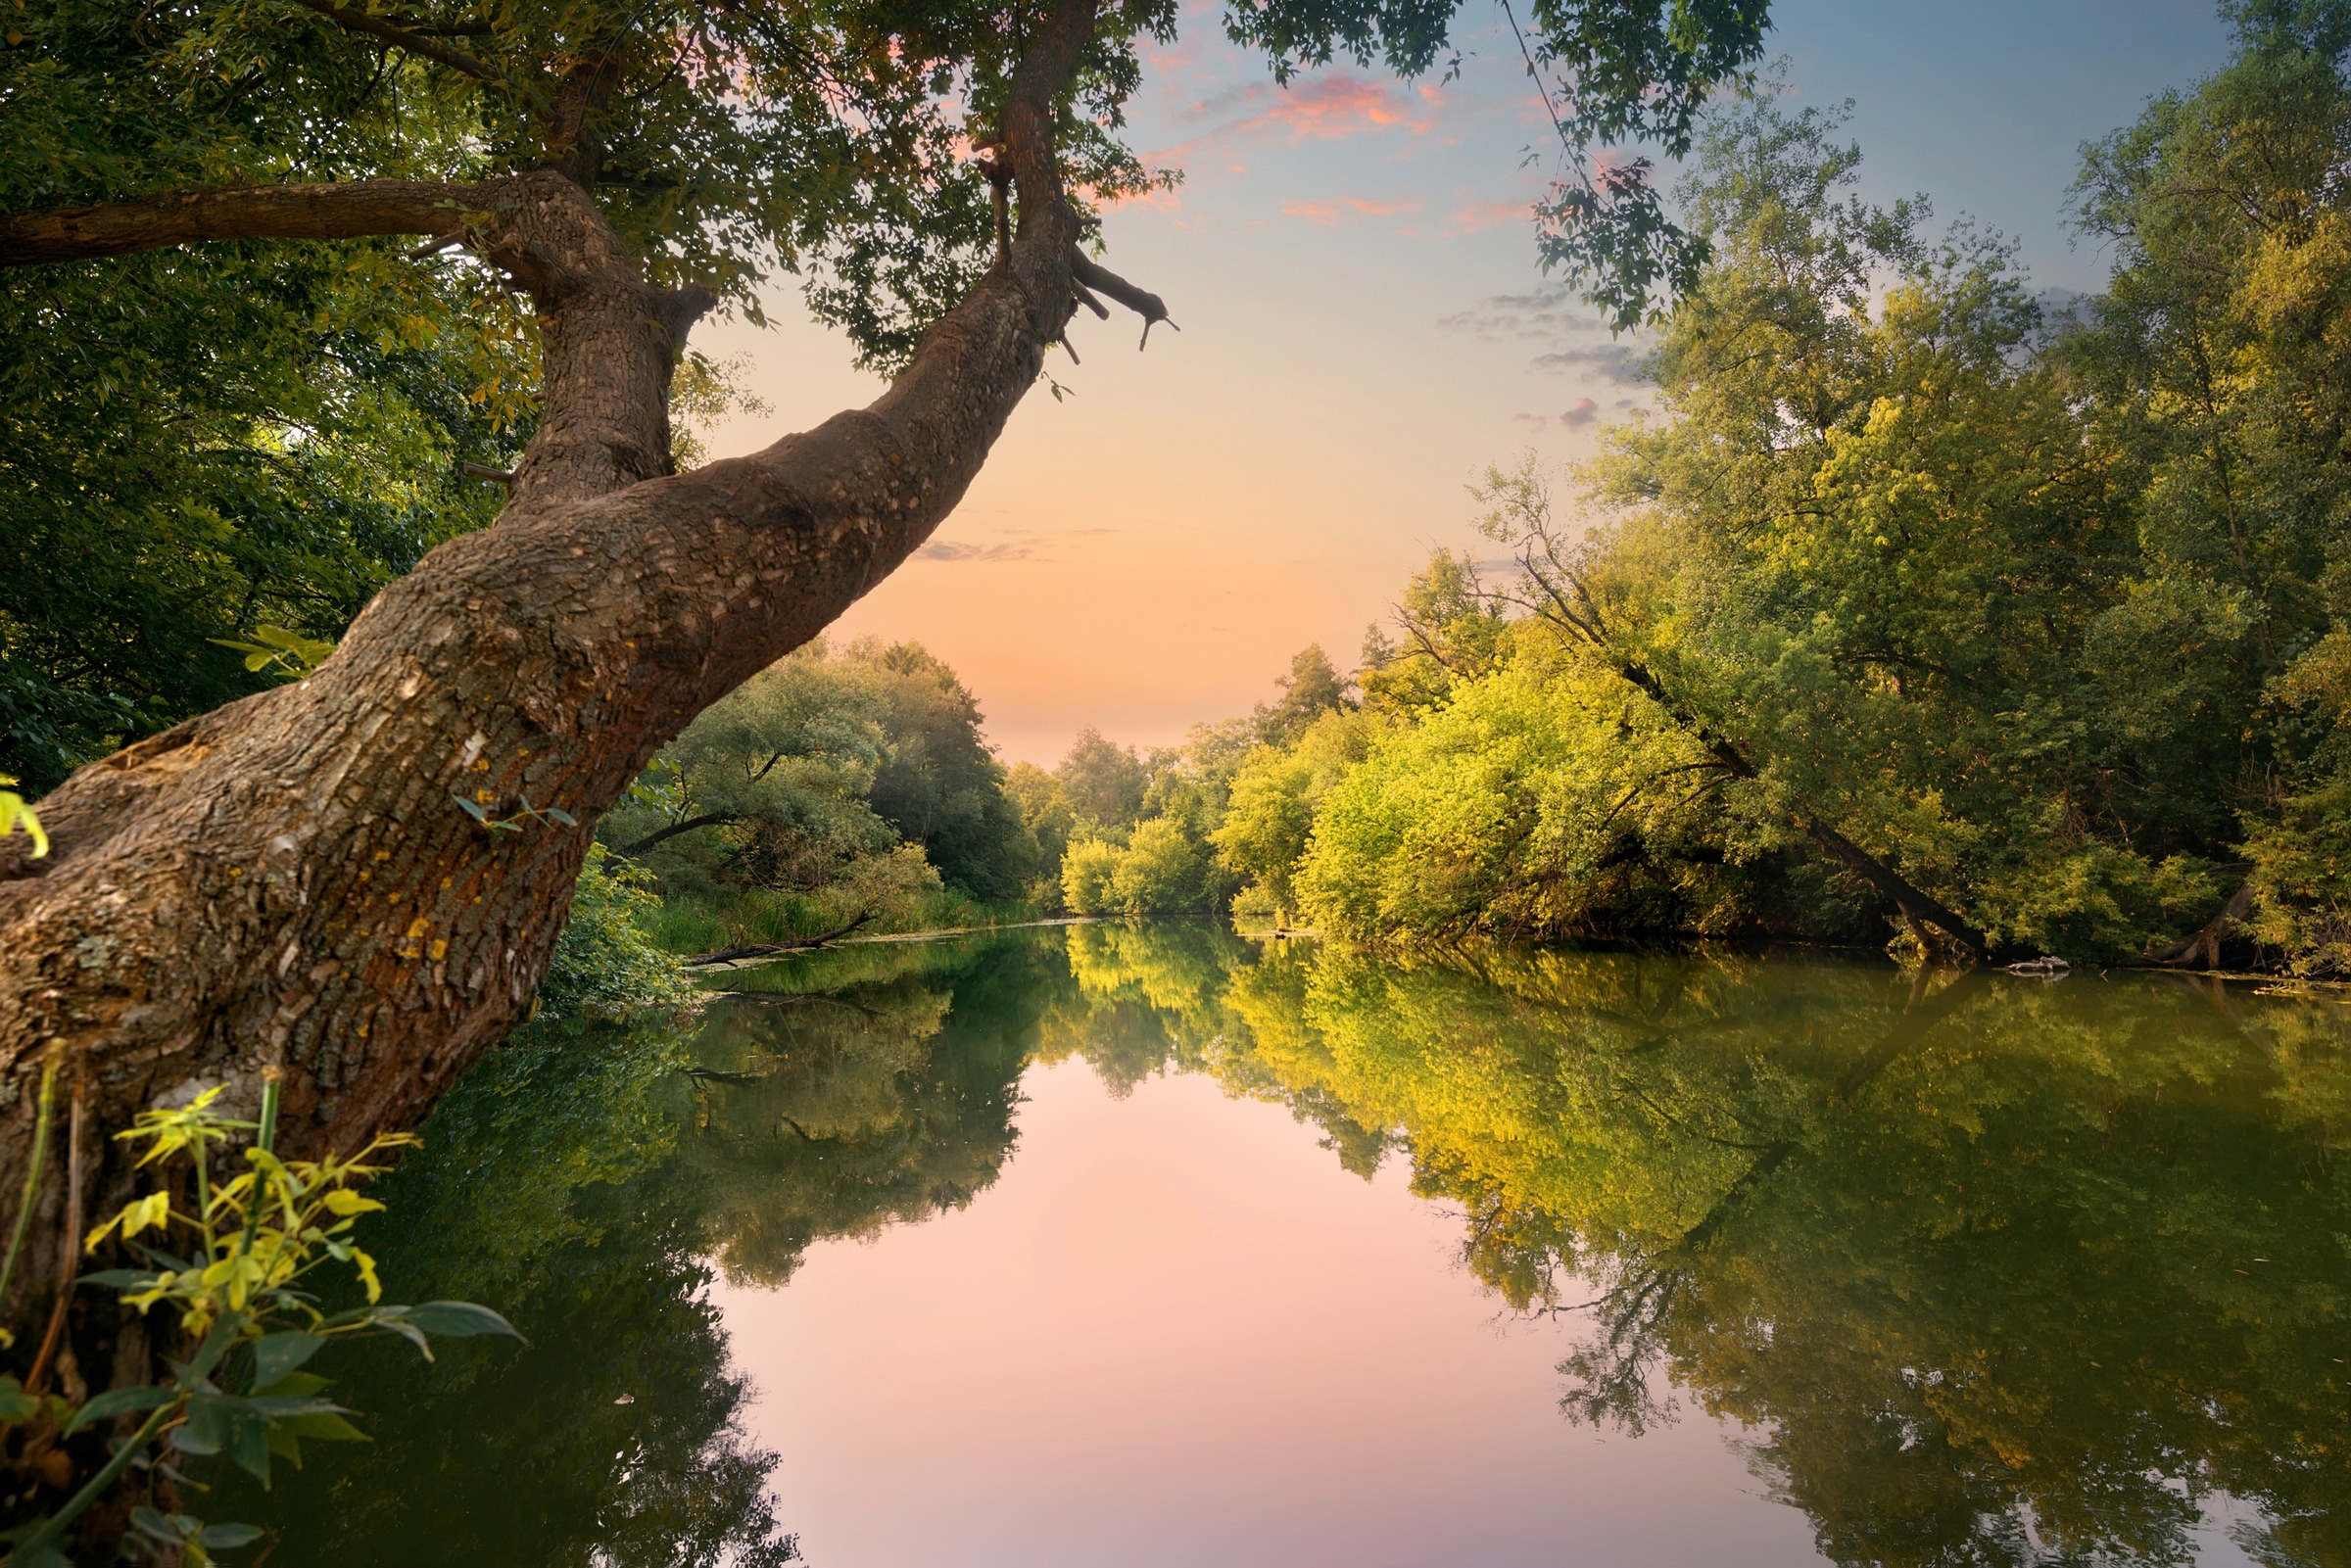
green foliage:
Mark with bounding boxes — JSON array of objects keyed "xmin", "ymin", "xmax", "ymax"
[
  {"xmin": 1109, "ymin": 818, "xmax": 1216, "ymax": 914},
  {"xmin": 1213, "ymin": 711, "xmax": 1373, "ymax": 926},
  {"xmin": 1229, "ymin": 60, "xmax": 2351, "ymax": 967},
  {"xmin": 1004, "ymin": 760, "xmax": 1079, "ymax": 904},
  {"xmin": 1057, "ymin": 795, "xmax": 1236, "ymax": 918},
  {"xmin": 1, "ymin": 1079, "xmax": 515, "ymax": 1562},
  {"xmin": 207, "ymin": 626, "xmax": 339, "ymax": 681},
  {"xmin": 853, "ymin": 641, "xmax": 1037, "ymax": 901},
  {"xmin": 1054, "ymin": 727, "xmax": 1148, "ymax": 828},
  {"xmin": 2063, "ymin": 3, "xmax": 2351, "ymax": 971},
  {"xmin": 1357, "ymin": 550, "xmax": 1509, "ymax": 718},
  {"xmin": 1060, "ymin": 837, "xmax": 1125, "ymax": 916},
  {"xmin": 1251, "ymin": 643, "xmax": 1356, "ymax": 745},
  {"xmin": 0, "ymin": 233, "xmax": 526, "ymax": 789},
  {"xmin": 536, "ymin": 846, "xmax": 701, "ymax": 1021},
  {"xmin": 600, "ymin": 640, "xmax": 1033, "ymax": 931}
]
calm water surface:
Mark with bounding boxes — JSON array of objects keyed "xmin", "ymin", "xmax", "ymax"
[{"xmin": 234, "ymin": 926, "xmax": 2349, "ymax": 1566}]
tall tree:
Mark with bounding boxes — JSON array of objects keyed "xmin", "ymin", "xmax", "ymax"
[
  {"xmin": 1055, "ymin": 726, "xmax": 1148, "ymax": 826},
  {"xmin": 0, "ymin": 0, "xmax": 1774, "ymax": 1346}
]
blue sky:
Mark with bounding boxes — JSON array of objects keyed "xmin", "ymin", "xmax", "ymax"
[{"xmin": 698, "ymin": 0, "xmax": 2236, "ymax": 765}]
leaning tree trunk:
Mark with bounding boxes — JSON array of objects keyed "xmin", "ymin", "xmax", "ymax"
[{"xmin": 0, "ymin": 0, "xmax": 1126, "ymax": 1329}]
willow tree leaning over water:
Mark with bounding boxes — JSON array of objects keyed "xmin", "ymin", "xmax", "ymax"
[{"xmin": 0, "ymin": 0, "xmax": 1770, "ymax": 1361}]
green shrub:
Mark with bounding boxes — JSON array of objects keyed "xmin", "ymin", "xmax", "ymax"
[
  {"xmin": 1061, "ymin": 838, "xmax": 1123, "ymax": 915},
  {"xmin": 1110, "ymin": 819, "xmax": 1211, "ymax": 914},
  {"xmin": 539, "ymin": 846, "xmax": 702, "ymax": 1019}
]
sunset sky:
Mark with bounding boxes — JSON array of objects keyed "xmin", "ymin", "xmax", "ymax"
[{"xmin": 695, "ymin": 0, "xmax": 2232, "ymax": 767}]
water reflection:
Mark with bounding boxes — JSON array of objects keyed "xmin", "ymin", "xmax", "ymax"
[{"xmin": 240, "ymin": 927, "xmax": 2347, "ymax": 1566}]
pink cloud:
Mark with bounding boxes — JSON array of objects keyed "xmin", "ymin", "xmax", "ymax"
[
  {"xmin": 1281, "ymin": 196, "xmax": 1422, "ymax": 226},
  {"xmin": 1445, "ymin": 197, "xmax": 1530, "ymax": 235},
  {"xmin": 1152, "ymin": 75, "xmax": 1434, "ymax": 161}
]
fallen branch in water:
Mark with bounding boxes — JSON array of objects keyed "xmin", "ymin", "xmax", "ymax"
[{"xmin": 682, "ymin": 910, "xmax": 877, "ymax": 967}]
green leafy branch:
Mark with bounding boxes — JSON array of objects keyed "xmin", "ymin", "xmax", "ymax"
[
  {"xmin": 0, "ymin": 1076, "xmax": 518, "ymax": 1566},
  {"xmin": 208, "ymin": 626, "xmax": 339, "ymax": 682}
]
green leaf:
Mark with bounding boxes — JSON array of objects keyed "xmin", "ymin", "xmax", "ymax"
[
  {"xmin": 264, "ymin": 1421, "xmax": 304, "ymax": 1467},
  {"xmin": 226, "ymin": 1404, "xmax": 271, "ymax": 1486},
  {"xmin": 79, "ymin": 1268, "xmax": 165, "ymax": 1290},
  {"xmin": 454, "ymin": 794, "xmax": 490, "ymax": 822},
  {"xmin": 130, "ymin": 1506, "xmax": 191, "ymax": 1543},
  {"xmin": 378, "ymin": 1318, "xmax": 434, "ymax": 1359},
  {"xmin": 396, "ymin": 1301, "xmax": 524, "ymax": 1341},
  {"xmin": 247, "ymin": 1330, "xmax": 326, "ymax": 1389},
  {"xmin": 195, "ymin": 1522, "xmax": 264, "ymax": 1549},
  {"xmin": 251, "ymin": 1370, "xmax": 329, "ymax": 1399},
  {"xmin": 0, "ymin": 1375, "xmax": 36, "ymax": 1424},
  {"xmin": 275, "ymin": 1409, "xmax": 368, "ymax": 1443},
  {"xmin": 173, "ymin": 1393, "xmax": 230, "ymax": 1454},
  {"xmin": 63, "ymin": 1383, "xmax": 176, "ymax": 1435}
]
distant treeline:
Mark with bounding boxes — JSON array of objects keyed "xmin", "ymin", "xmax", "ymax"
[
  {"xmin": 611, "ymin": 7, "xmax": 2351, "ymax": 971},
  {"xmin": 1125, "ymin": 21, "xmax": 2351, "ymax": 974},
  {"xmin": 588, "ymin": 629, "xmax": 1358, "ymax": 938},
  {"xmin": 980, "ymin": 17, "xmax": 2351, "ymax": 972}
]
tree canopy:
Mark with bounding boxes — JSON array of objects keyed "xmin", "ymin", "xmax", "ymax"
[{"xmin": 1176, "ymin": 14, "xmax": 2351, "ymax": 972}]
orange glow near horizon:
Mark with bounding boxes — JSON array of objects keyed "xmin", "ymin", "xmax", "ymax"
[{"xmin": 690, "ymin": 3, "xmax": 2231, "ymax": 770}]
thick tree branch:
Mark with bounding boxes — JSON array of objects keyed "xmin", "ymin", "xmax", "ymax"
[
  {"xmin": 284, "ymin": 0, "xmax": 505, "ymax": 85},
  {"xmin": 1072, "ymin": 250, "xmax": 1176, "ymax": 347},
  {"xmin": 0, "ymin": 0, "xmax": 1110, "ymax": 1334},
  {"xmin": 2147, "ymin": 869, "xmax": 2255, "ymax": 967},
  {"xmin": 683, "ymin": 912, "xmax": 878, "ymax": 967},
  {"xmin": 1802, "ymin": 820, "xmax": 1990, "ymax": 961},
  {"xmin": 0, "ymin": 178, "xmax": 504, "ymax": 267},
  {"xmin": 1567, "ymin": 615, "xmax": 1991, "ymax": 960}
]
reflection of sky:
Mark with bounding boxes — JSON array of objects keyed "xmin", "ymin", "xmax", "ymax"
[
  {"xmin": 694, "ymin": 2, "xmax": 2229, "ymax": 765},
  {"xmin": 718, "ymin": 1055, "xmax": 2270, "ymax": 1566},
  {"xmin": 715, "ymin": 1058, "xmax": 1822, "ymax": 1567}
]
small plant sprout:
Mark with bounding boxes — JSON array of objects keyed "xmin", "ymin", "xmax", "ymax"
[{"xmin": 454, "ymin": 793, "xmax": 579, "ymax": 834}]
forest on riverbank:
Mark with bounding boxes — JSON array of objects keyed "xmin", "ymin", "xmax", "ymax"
[
  {"xmin": 585, "ymin": 11, "xmax": 2351, "ymax": 981},
  {"xmin": 18, "ymin": 5, "xmax": 2351, "ymax": 1005}
]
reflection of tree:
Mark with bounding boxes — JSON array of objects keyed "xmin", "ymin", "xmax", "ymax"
[
  {"xmin": 239, "ymin": 931, "xmax": 2350, "ymax": 1566},
  {"xmin": 1033, "ymin": 922, "xmax": 1250, "ymax": 1094},
  {"xmin": 231, "ymin": 933, "xmax": 1054, "ymax": 1563},
  {"xmin": 216, "ymin": 1023, "xmax": 804, "ymax": 1565},
  {"xmin": 1070, "ymin": 934, "xmax": 2351, "ymax": 1568},
  {"xmin": 682, "ymin": 937, "xmax": 1051, "ymax": 1285}
]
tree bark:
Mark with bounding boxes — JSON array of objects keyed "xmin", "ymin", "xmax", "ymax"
[{"xmin": 0, "ymin": 0, "xmax": 1107, "ymax": 1326}]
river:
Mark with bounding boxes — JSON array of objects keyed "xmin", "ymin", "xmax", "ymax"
[{"xmin": 226, "ymin": 924, "xmax": 2349, "ymax": 1566}]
